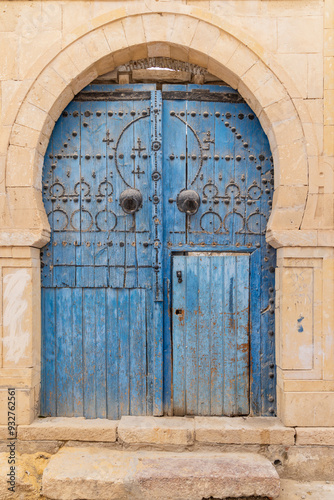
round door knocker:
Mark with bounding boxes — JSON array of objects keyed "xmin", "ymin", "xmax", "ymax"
[
  {"xmin": 176, "ymin": 189, "xmax": 201, "ymax": 215},
  {"xmin": 119, "ymin": 188, "xmax": 143, "ymax": 214}
]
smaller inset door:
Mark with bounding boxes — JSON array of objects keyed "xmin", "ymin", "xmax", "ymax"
[{"xmin": 172, "ymin": 253, "xmax": 250, "ymax": 416}]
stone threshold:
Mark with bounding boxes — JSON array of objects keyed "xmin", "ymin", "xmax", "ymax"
[
  {"xmin": 12, "ymin": 415, "xmax": 296, "ymax": 446},
  {"xmin": 42, "ymin": 447, "xmax": 280, "ymax": 499}
]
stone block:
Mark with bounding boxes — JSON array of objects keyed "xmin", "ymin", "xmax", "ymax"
[
  {"xmin": 42, "ymin": 447, "xmax": 280, "ymax": 500},
  {"xmin": 122, "ymin": 15, "xmax": 146, "ymax": 47},
  {"xmin": 70, "ymin": 67, "xmax": 99, "ymax": 96},
  {"xmin": 195, "ymin": 417, "xmax": 294, "ymax": 445},
  {"xmin": 118, "ymin": 416, "xmax": 194, "ymax": 445},
  {"xmin": 302, "ymin": 193, "xmax": 334, "ymax": 230},
  {"xmin": 82, "ymin": 29, "xmax": 111, "ymax": 62},
  {"xmin": 296, "ymin": 428, "xmax": 334, "ymax": 446},
  {"xmin": 277, "ymin": 16, "xmax": 323, "ymax": 54},
  {"xmin": 282, "ymin": 446, "xmax": 334, "ymax": 482},
  {"xmin": 190, "ymin": 21, "xmax": 221, "ymax": 55},
  {"xmin": 268, "ymin": 116, "xmax": 304, "ymax": 152},
  {"xmin": 278, "ymin": 388, "xmax": 334, "ymax": 427},
  {"xmin": 18, "ymin": 417, "xmax": 118, "ymax": 442},
  {"xmin": 143, "ymin": 13, "xmax": 176, "ymax": 43},
  {"xmin": 325, "ymin": 28, "xmax": 334, "ymax": 56},
  {"xmin": 171, "ymin": 15, "xmax": 199, "ymax": 48},
  {"xmin": 324, "ymin": 57, "xmax": 334, "ymax": 89},
  {"xmin": 275, "ymin": 54, "xmax": 308, "ymax": 98},
  {"xmin": 103, "ymin": 19, "xmax": 129, "ymax": 54},
  {"xmin": 0, "ymin": 33, "xmax": 17, "ymax": 80},
  {"xmin": 16, "ymin": 102, "xmax": 48, "ymax": 133},
  {"xmin": 308, "ymin": 53, "xmax": 324, "ymax": 98},
  {"xmin": 18, "ymin": 31, "xmax": 62, "ymax": 80},
  {"xmin": 272, "ymin": 141, "xmax": 308, "ymax": 187},
  {"xmin": 278, "ymin": 479, "xmax": 334, "ymax": 500},
  {"xmin": 147, "ymin": 42, "xmax": 171, "ymax": 59},
  {"xmin": 325, "ymin": 90, "xmax": 334, "ymax": 125},
  {"xmin": 324, "ymin": 126, "xmax": 334, "ymax": 156}
]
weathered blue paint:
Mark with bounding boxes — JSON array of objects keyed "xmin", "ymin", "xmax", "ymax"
[
  {"xmin": 162, "ymin": 85, "xmax": 276, "ymax": 416},
  {"xmin": 173, "ymin": 254, "xmax": 250, "ymax": 416},
  {"xmin": 41, "ymin": 83, "xmax": 276, "ymax": 419}
]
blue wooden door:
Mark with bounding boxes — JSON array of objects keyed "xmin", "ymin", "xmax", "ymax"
[
  {"xmin": 41, "ymin": 83, "xmax": 275, "ymax": 419},
  {"xmin": 162, "ymin": 85, "xmax": 276, "ymax": 416},
  {"xmin": 173, "ymin": 254, "xmax": 250, "ymax": 416},
  {"xmin": 41, "ymin": 85, "xmax": 163, "ymax": 418}
]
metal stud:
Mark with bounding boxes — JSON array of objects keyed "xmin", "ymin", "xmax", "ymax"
[
  {"xmin": 248, "ymin": 114, "xmax": 254, "ymax": 120},
  {"xmin": 180, "ymin": 154, "xmax": 185, "ymax": 160},
  {"xmin": 170, "ymin": 111, "xmax": 175, "ymax": 116},
  {"xmin": 249, "ymin": 155, "xmax": 254, "ymax": 161},
  {"xmin": 203, "ymin": 111, "xmax": 209, "ymax": 117},
  {"xmin": 226, "ymin": 112, "xmax": 232, "ymax": 118},
  {"xmin": 191, "ymin": 111, "xmax": 196, "ymax": 117},
  {"xmin": 96, "ymin": 111, "xmax": 102, "ymax": 117},
  {"xmin": 108, "ymin": 111, "xmax": 113, "ymax": 117},
  {"xmin": 236, "ymin": 155, "xmax": 242, "ymax": 161},
  {"xmin": 215, "ymin": 112, "xmax": 220, "ymax": 117},
  {"xmin": 84, "ymin": 111, "xmax": 91, "ymax": 117},
  {"xmin": 224, "ymin": 122, "xmax": 229, "ymax": 127},
  {"xmin": 231, "ymin": 127, "xmax": 236, "ymax": 132},
  {"xmin": 214, "ymin": 155, "xmax": 219, "ymax": 161},
  {"xmin": 259, "ymin": 154, "xmax": 265, "ymax": 161},
  {"xmin": 238, "ymin": 113, "xmax": 244, "ymax": 119},
  {"xmin": 243, "ymin": 142, "xmax": 249, "ymax": 148},
  {"xmin": 73, "ymin": 111, "xmax": 79, "ymax": 117},
  {"xmin": 225, "ymin": 155, "xmax": 230, "ymax": 161},
  {"xmin": 236, "ymin": 134, "xmax": 242, "ymax": 139}
]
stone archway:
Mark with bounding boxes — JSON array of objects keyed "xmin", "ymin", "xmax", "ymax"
[{"xmin": 3, "ymin": 9, "xmax": 311, "ymax": 249}]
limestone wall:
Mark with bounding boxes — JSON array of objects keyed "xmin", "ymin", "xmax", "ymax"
[{"xmin": 0, "ymin": 0, "xmax": 333, "ymax": 427}]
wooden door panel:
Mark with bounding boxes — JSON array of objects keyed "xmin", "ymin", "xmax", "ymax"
[{"xmin": 172, "ymin": 254, "xmax": 250, "ymax": 416}]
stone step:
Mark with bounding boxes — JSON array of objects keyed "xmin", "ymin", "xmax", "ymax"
[{"xmin": 42, "ymin": 447, "xmax": 280, "ymax": 500}]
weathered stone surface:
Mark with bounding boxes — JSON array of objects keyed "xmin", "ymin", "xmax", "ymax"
[
  {"xmin": 0, "ymin": 451, "xmax": 51, "ymax": 500},
  {"xmin": 282, "ymin": 446, "xmax": 334, "ymax": 482},
  {"xmin": 118, "ymin": 416, "xmax": 194, "ymax": 445},
  {"xmin": 42, "ymin": 447, "xmax": 280, "ymax": 500},
  {"xmin": 195, "ymin": 417, "xmax": 295, "ymax": 445},
  {"xmin": 296, "ymin": 427, "xmax": 334, "ymax": 446},
  {"xmin": 278, "ymin": 479, "xmax": 334, "ymax": 500},
  {"xmin": 18, "ymin": 417, "xmax": 118, "ymax": 442}
]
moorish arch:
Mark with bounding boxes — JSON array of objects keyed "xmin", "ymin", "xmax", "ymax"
[{"xmin": 2, "ymin": 7, "xmax": 313, "ymax": 249}]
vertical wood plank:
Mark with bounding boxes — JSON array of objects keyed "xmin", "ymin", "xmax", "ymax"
[
  {"xmin": 210, "ymin": 257, "xmax": 224, "ymax": 415},
  {"xmin": 55, "ymin": 288, "xmax": 73, "ymax": 416},
  {"xmin": 172, "ymin": 255, "xmax": 186, "ymax": 415},
  {"xmin": 72, "ymin": 288, "xmax": 84, "ymax": 416},
  {"xmin": 129, "ymin": 289, "xmax": 146, "ymax": 415},
  {"xmin": 83, "ymin": 288, "xmax": 96, "ymax": 418},
  {"xmin": 197, "ymin": 256, "xmax": 211, "ymax": 415},
  {"xmin": 106, "ymin": 288, "xmax": 119, "ymax": 419}
]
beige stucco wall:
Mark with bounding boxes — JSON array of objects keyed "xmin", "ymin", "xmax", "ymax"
[{"xmin": 0, "ymin": 0, "xmax": 333, "ymax": 427}]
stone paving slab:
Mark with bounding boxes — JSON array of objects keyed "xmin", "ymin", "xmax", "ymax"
[
  {"xmin": 118, "ymin": 416, "xmax": 194, "ymax": 445},
  {"xmin": 42, "ymin": 447, "xmax": 280, "ymax": 500},
  {"xmin": 17, "ymin": 417, "xmax": 117, "ymax": 442},
  {"xmin": 194, "ymin": 416, "xmax": 295, "ymax": 445}
]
